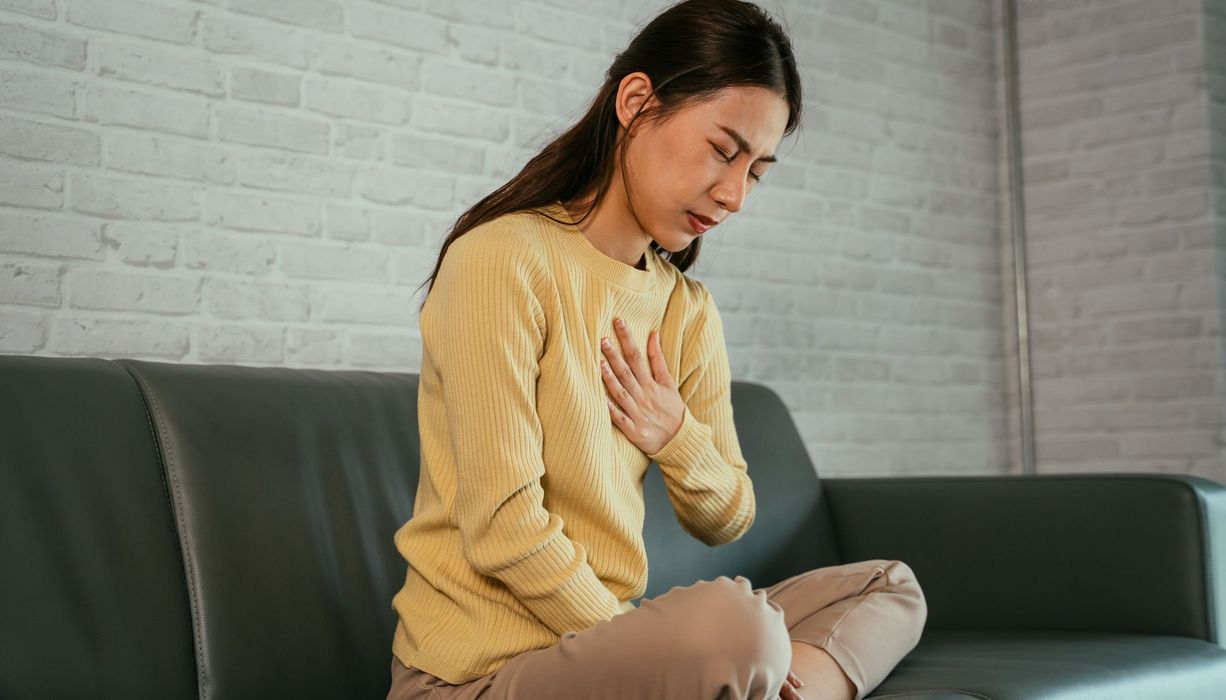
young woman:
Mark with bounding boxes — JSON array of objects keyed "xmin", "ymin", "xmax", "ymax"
[{"xmin": 386, "ymin": 1, "xmax": 927, "ymax": 699}]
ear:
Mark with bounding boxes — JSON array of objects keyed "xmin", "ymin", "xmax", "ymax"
[{"xmin": 615, "ymin": 71, "xmax": 655, "ymax": 135}]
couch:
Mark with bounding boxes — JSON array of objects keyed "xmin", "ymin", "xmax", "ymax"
[{"xmin": 3, "ymin": 354, "xmax": 1226, "ymax": 699}]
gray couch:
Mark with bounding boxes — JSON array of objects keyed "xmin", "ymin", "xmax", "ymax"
[{"xmin": 3, "ymin": 354, "xmax": 1226, "ymax": 699}]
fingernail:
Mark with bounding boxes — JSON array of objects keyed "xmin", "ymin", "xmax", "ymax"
[{"xmin": 615, "ymin": 317, "xmax": 625, "ymax": 328}]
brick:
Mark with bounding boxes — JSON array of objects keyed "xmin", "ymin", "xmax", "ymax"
[
  {"xmin": 1147, "ymin": 163, "xmax": 1211, "ymax": 192},
  {"xmin": 50, "ymin": 317, "xmax": 190, "ymax": 358},
  {"xmin": 423, "ymin": 0, "xmax": 513, "ymax": 28},
  {"xmin": 286, "ymin": 328, "xmax": 343, "ymax": 365},
  {"xmin": 517, "ymin": 75, "xmax": 590, "ymax": 117},
  {"xmin": 65, "ymin": 0, "xmax": 196, "ymax": 45},
  {"xmin": 196, "ymin": 324, "xmax": 284, "ymax": 363},
  {"xmin": 1110, "ymin": 316, "xmax": 1202, "ymax": 345},
  {"xmin": 355, "ymin": 166, "xmax": 453, "ymax": 209},
  {"xmin": 334, "ymin": 123, "xmax": 384, "ymax": 160},
  {"xmin": 1119, "ymin": 431, "xmax": 1218, "ymax": 459},
  {"xmin": 282, "ymin": 241, "xmax": 388, "ymax": 281},
  {"xmin": 106, "ymin": 132, "xmax": 235, "ymax": 184},
  {"xmin": 325, "ymin": 203, "xmax": 371, "ymax": 241},
  {"xmin": 0, "ymin": 211, "xmax": 102, "ymax": 259},
  {"xmin": 1037, "ymin": 436, "xmax": 1120, "ymax": 462},
  {"xmin": 1104, "ymin": 73, "xmax": 1200, "ymax": 113},
  {"xmin": 101, "ymin": 222, "xmax": 178, "ymax": 267},
  {"xmin": 411, "ymin": 94, "xmax": 507, "ymax": 142},
  {"xmin": 0, "ymin": 65, "xmax": 74, "ymax": 118},
  {"xmin": 69, "ymin": 173, "xmax": 200, "ymax": 221},
  {"xmin": 184, "ymin": 231, "xmax": 276, "ymax": 274},
  {"xmin": 423, "ymin": 60, "xmax": 513, "ymax": 107},
  {"xmin": 0, "ymin": 22, "xmax": 85, "ymax": 69},
  {"xmin": 447, "ymin": 23, "xmax": 500, "ymax": 65},
  {"xmin": 237, "ymin": 152, "xmax": 355, "ymax": 197},
  {"xmin": 204, "ymin": 276, "xmax": 309, "ymax": 321},
  {"xmin": 0, "ymin": 309, "xmax": 47, "ymax": 352},
  {"xmin": 313, "ymin": 286, "xmax": 416, "ymax": 324},
  {"xmin": 216, "ymin": 103, "xmax": 329, "ymax": 154},
  {"xmin": 95, "ymin": 39, "xmax": 224, "ymax": 96},
  {"xmin": 203, "ymin": 190, "xmax": 321, "ymax": 236},
  {"xmin": 1079, "ymin": 283, "xmax": 1180, "ymax": 317},
  {"xmin": 230, "ymin": 66, "xmax": 300, "ymax": 106},
  {"xmin": 350, "ymin": 4, "xmax": 447, "ymax": 53},
  {"xmin": 0, "ymin": 114, "xmax": 99, "ymax": 165},
  {"xmin": 1069, "ymin": 139, "xmax": 1163, "ymax": 176},
  {"xmin": 372, "ymin": 209, "xmax": 427, "ymax": 246},
  {"xmin": 68, "ymin": 268, "xmax": 199, "ymax": 314},
  {"xmin": 1117, "ymin": 189, "xmax": 1208, "ymax": 225},
  {"xmin": 350, "ymin": 331, "xmax": 418, "ymax": 367},
  {"xmin": 312, "ymin": 35, "xmax": 421, "ymax": 89},
  {"xmin": 514, "ymin": 4, "xmax": 599, "ymax": 51},
  {"xmin": 0, "ymin": 260, "xmax": 61, "ymax": 307},
  {"xmin": 390, "ymin": 133, "xmax": 484, "ymax": 174},
  {"xmin": 303, "ymin": 75, "xmax": 412, "ymax": 124},
  {"xmin": 80, "ymin": 82, "xmax": 209, "ymax": 138},
  {"xmin": 0, "ymin": 0, "xmax": 55, "ymax": 19},
  {"xmin": 200, "ymin": 14, "xmax": 308, "ymax": 68},
  {"xmin": 228, "ymin": 0, "xmax": 342, "ymax": 32},
  {"xmin": 0, "ymin": 163, "xmax": 63, "ymax": 209}
]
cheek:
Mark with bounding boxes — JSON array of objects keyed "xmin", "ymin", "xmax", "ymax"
[{"xmin": 666, "ymin": 148, "xmax": 717, "ymax": 192}]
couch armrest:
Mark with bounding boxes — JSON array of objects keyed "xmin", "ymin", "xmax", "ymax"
[{"xmin": 822, "ymin": 473, "xmax": 1226, "ymax": 647}]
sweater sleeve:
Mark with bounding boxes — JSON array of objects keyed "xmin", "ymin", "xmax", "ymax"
[
  {"xmin": 647, "ymin": 284, "xmax": 756, "ymax": 546},
  {"xmin": 423, "ymin": 228, "xmax": 623, "ymax": 636}
]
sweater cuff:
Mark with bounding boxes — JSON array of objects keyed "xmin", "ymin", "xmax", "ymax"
[
  {"xmin": 647, "ymin": 405, "xmax": 708, "ymax": 467},
  {"xmin": 494, "ymin": 529, "xmax": 623, "ymax": 636}
]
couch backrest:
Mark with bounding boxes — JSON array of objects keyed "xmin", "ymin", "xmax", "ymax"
[
  {"xmin": 1, "ymin": 356, "xmax": 840, "ymax": 699},
  {"xmin": 0, "ymin": 356, "xmax": 198, "ymax": 699},
  {"xmin": 119, "ymin": 359, "xmax": 420, "ymax": 700}
]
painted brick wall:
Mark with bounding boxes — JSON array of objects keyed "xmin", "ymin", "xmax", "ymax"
[
  {"xmin": 1002, "ymin": 0, "xmax": 1225, "ymax": 480},
  {"xmin": 0, "ymin": 0, "xmax": 1003, "ymax": 477}
]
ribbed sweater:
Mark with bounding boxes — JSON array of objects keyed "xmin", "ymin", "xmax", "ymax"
[{"xmin": 390, "ymin": 200, "xmax": 756, "ymax": 684}]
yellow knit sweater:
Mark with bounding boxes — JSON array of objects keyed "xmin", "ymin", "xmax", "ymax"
[{"xmin": 390, "ymin": 200, "xmax": 755, "ymax": 684}]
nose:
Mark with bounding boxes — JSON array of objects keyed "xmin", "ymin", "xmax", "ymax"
[{"xmin": 712, "ymin": 171, "xmax": 748, "ymax": 214}]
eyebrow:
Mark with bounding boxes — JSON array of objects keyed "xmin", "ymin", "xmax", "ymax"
[{"xmin": 715, "ymin": 124, "xmax": 777, "ymax": 163}]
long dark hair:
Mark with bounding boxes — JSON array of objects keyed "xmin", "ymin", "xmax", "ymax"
[{"xmin": 415, "ymin": 0, "xmax": 803, "ymax": 310}]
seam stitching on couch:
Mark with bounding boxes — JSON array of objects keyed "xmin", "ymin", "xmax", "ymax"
[{"xmin": 122, "ymin": 362, "xmax": 208, "ymax": 700}]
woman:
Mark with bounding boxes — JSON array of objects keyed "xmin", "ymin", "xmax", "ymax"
[{"xmin": 387, "ymin": 1, "xmax": 927, "ymax": 698}]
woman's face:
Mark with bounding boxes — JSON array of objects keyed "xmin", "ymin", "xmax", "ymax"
[{"xmin": 618, "ymin": 78, "xmax": 790, "ymax": 252}]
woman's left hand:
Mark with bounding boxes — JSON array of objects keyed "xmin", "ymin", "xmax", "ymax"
[{"xmin": 599, "ymin": 317, "xmax": 686, "ymax": 455}]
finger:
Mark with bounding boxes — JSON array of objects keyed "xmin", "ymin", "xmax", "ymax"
[
  {"xmin": 612, "ymin": 318, "xmax": 650, "ymax": 386},
  {"xmin": 647, "ymin": 329, "xmax": 673, "ymax": 387},
  {"xmin": 599, "ymin": 357, "xmax": 637, "ymax": 416},
  {"xmin": 605, "ymin": 395, "xmax": 629, "ymax": 428},
  {"xmin": 602, "ymin": 331, "xmax": 643, "ymax": 398}
]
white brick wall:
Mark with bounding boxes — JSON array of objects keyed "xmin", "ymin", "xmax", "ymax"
[
  {"xmin": 998, "ymin": 0, "xmax": 1226, "ymax": 482},
  {"xmin": 0, "ymin": 0, "xmax": 1007, "ymax": 478}
]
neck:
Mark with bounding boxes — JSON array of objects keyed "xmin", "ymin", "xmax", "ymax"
[{"xmin": 563, "ymin": 184, "xmax": 653, "ymax": 270}]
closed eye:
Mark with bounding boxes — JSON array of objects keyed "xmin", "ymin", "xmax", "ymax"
[{"xmin": 711, "ymin": 145, "xmax": 763, "ymax": 182}]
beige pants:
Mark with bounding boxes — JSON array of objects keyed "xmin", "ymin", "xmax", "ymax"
[{"xmin": 386, "ymin": 559, "xmax": 927, "ymax": 700}]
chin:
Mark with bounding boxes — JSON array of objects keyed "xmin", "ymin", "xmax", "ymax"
[{"xmin": 653, "ymin": 237, "xmax": 690, "ymax": 255}]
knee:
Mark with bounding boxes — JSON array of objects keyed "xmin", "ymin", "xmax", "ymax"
[
  {"xmin": 676, "ymin": 576, "xmax": 791, "ymax": 673},
  {"xmin": 882, "ymin": 560, "xmax": 928, "ymax": 638}
]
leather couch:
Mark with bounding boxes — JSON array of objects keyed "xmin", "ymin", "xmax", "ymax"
[{"xmin": 4, "ymin": 354, "xmax": 1226, "ymax": 699}]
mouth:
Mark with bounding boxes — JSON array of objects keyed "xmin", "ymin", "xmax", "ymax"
[{"xmin": 686, "ymin": 211, "xmax": 714, "ymax": 234}]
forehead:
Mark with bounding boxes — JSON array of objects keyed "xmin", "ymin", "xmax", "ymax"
[{"xmin": 678, "ymin": 86, "xmax": 788, "ymax": 155}]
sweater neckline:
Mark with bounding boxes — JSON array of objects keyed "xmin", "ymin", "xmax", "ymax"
[{"xmin": 540, "ymin": 201, "xmax": 659, "ymax": 292}]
